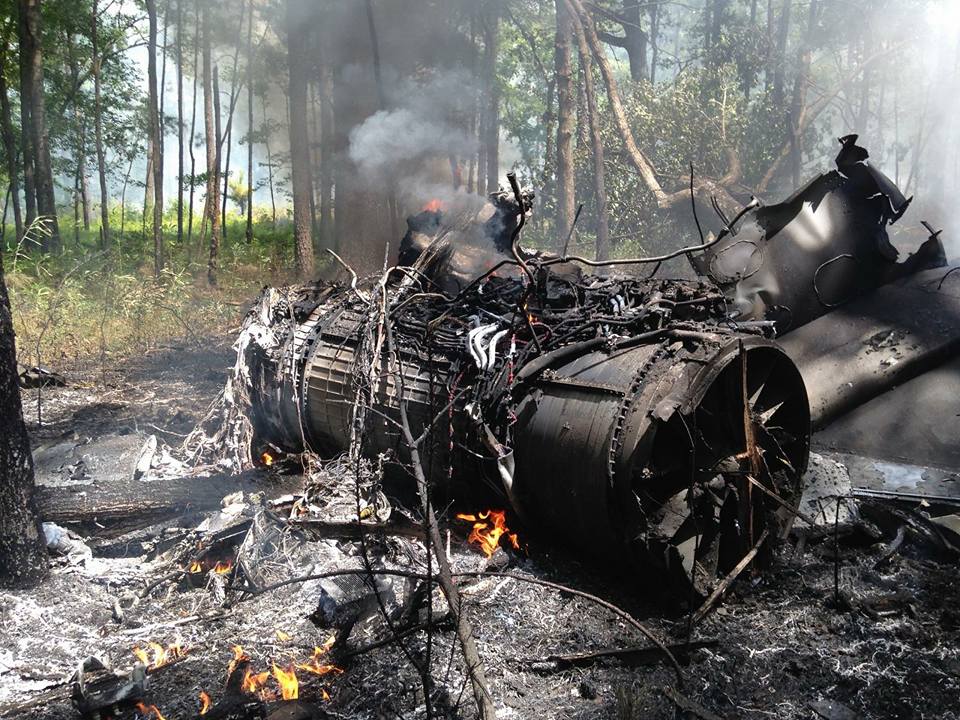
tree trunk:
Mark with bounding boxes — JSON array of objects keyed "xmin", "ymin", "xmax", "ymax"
[
  {"xmin": 0, "ymin": 247, "xmax": 47, "ymax": 587},
  {"xmin": 318, "ymin": 56, "xmax": 334, "ymax": 250},
  {"xmin": 146, "ymin": 0, "xmax": 164, "ymax": 276},
  {"xmin": 787, "ymin": 0, "xmax": 818, "ymax": 188},
  {"xmin": 186, "ymin": 0, "xmax": 199, "ymax": 249},
  {"xmin": 649, "ymin": 1, "xmax": 660, "ymax": 84},
  {"xmin": 308, "ymin": 81, "xmax": 320, "ymax": 242},
  {"xmin": 16, "ymin": 3, "xmax": 35, "ymax": 228},
  {"xmin": 19, "ymin": 0, "xmax": 59, "ymax": 251},
  {"xmin": 772, "ymin": 0, "xmax": 791, "ymax": 107},
  {"xmin": 34, "ymin": 471, "xmax": 298, "ymax": 534},
  {"xmin": 0, "ymin": 39, "xmax": 23, "ymax": 243},
  {"xmin": 482, "ymin": 0, "xmax": 500, "ymax": 193},
  {"xmin": 66, "ymin": 33, "xmax": 90, "ymax": 235},
  {"xmin": 91, "ymin": 0, "xmax": 110, "ymax": 247},
  {"xmin": 554, "ymin": 0, "xmax": 576, "ymax": 247},
  {"xmin": 287, "ymin": 0, "xmax": 315, "ymax": 277},
  {"xmin": 568, "ymin": 3, "xmax": 609, "ymax": 261},
  {"xmin": 709, "ymin": 0, "xmax": 728, "ymax": 49},
  {"xmin": 176, "ymin": 0, "xmax": 184, "ymax": 246},
  {"xmin": 142, "ymin": 137, "xmax": 153, "ymax": 236},
  {"xmin": 202, "ymin": 3, "xmax": 221, "ymax": 285},
  {"xmin": 245, "ymin": 0, "xmax": 254, "ymax": 244},
  {"xmin": 261, "ymin": 93, "xmax": 276, "ymax": 228},
  {"xmin": 78, "ymin": 130, "xmax": 90, "ymax": 231},
  {"xmin": 220, "ymin": 3, "xmax": 246, "ymax": 240},
  {"xmin": 621, "ymin": 0, "xmax": 648, "ymax": 82}
]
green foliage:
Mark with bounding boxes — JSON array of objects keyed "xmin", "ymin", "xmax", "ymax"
[{"xmin": 2, "ymin": 208, "xmax": 302, "ymax": 368}]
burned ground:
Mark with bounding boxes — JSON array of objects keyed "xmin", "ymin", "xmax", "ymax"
[{"xmin": 1, "ymin": 341, "xmax": 958, "ymax": 720}]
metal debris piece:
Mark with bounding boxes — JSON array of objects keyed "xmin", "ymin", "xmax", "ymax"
[
  {"xmin": 690, "ymin": 136, "xmax": 945, "ymax": 332},
  {"xmin": 779, "ymin": 267, "xmax": 960, "ymax": 428},
  {"xmin": 70, "ymin": 656, "xmax": 147, "ymax": 719},
  {"xmin": 241, "ymin": 257, "xmax": 809, "ymax": 598}
]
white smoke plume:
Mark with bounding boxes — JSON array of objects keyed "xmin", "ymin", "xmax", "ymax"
[{"xmin": 347, "ymin": 68, "xmax": 480, "ymax": 211}]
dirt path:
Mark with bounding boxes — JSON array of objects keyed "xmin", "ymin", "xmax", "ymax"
[{"xmin": 22, "ymin": 335, "xmax": 234, "ymax": 447}]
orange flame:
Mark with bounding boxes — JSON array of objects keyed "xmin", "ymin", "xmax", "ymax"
[
  {"xmin": 297, "ymin": 639, "xmax": 343, "ymax": 677},
  {"xmin": 132, "ymin": 642, "xmax": 187, "ymax": 671},
  {"xmin": 212, "ymin": 560, "xmax": 233, "ymax": 575},
  {"xmin": 272, "ymin": 663, "xmax": 299, "ymax": 700},
  {"xmin": 422, "ymin": 198, "xmax": 443, "ymax": 213},
  {"xmin": 242, "ymin": 669, "xmax": 271, "ymax": 695},
  {"xmin": 227, "ymin": 644, "xmax": 249, "ymax": 678},
  {"xmin": 135, "ymin": 702, "xmax": 167, "ymax": 720},
  {"xmin": 455, "ymin": 510, "xmax": 520, "ymax": 557},
  {"xmin": 189, "ymin": 560, "xmax": 203, "ymax": 573},
  {"xmin": 261, "ymin": 451, "xmax": 274, "ymax": 466},
  {"xmin": 198, "ymin": 690, "xmax": 211, "ymax": 715}
]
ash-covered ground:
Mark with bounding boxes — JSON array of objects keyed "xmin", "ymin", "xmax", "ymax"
[{"xmin": 1, "ymin": 341, "xmax": 958, "ymax": 720}]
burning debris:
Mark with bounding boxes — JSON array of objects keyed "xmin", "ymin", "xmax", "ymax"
[{"xmin": 216, "ymin": 172, "xmax": 811, "ymax": 601}]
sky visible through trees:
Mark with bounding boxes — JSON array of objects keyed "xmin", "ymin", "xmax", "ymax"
[{"xmin": 0, "ymin": 0, "xmax": 959, "ymax": 276}]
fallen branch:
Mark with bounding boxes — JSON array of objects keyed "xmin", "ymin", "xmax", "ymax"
[
  {"xmin": 524, "ymin": 638, "xmax": 717, "ymax": 671},
  {"xmin": 689, "ymin": 529, "xmax": 769, "ymax": 628},
  {"xmin": 397, "ymin": 399, "xmax": 496, "ymax": 719},
  {"xmin": 663, "ymin": 685, "xmax": 725, "ymax": 720},
  {"xmin": 34, "ymin": 470, "xmax": 301, "ymax": 535}
]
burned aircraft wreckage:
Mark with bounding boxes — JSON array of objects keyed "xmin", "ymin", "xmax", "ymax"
[{"xmin": 231, "ymin": 137, "xmax": 949, "ymax": 597}]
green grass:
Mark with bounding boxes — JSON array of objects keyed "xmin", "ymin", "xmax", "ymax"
[{"xmin": 3, "ymin": 207, "xmax": 310, "ymax": 372}]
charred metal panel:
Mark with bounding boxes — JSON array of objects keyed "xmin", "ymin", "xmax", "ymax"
[
  {"xmin": 690, "ymin": 136, "xmax": 945, "ymax": 332},
  {"xmin": 778, "ymin": 267, "xmax": 960, "ymax": 429},
  {"xmin": 815, "ymin": 355, "xmax": 960, "ymax": 471}
]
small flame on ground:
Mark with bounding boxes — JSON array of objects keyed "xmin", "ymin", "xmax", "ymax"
[
  {"xmin": 455, "ymin": 509, "xmax": 520, "ymax": 557},
  {"xmin": 272, "ymin": 663, "xmax": 299, "ymax": 700},
  {"xmin": 261, "ymin": 451, "xmax": 274, "ymax": 466},
  {"xmin": 243, "ymin": 668, "xmax": 271, "ymax": 695},
  {"xmin": 297, "ymin": 639, "xmax": 343, "ymax": 677},
  {"xmin": 198, "ymin": 690, "xmax": 211, "ymax": 715},
  {"xmin": 227, "ymin": 640, "xmax": 340, "ymax": 703},
  {"xmin": 227, "ymin": 644, "xmax": 249, "ymax": 678},
  {"xmin": 135, "ymin": 702, "xmax": 166, "ymax": 720},
  {"xmin": 132, "ymin": 641, "xmax": 187, "ymax": 671},
  {"xmin": 188, "ymin": 558, "xmax": 234, "ymax": 574},
  {"xmin": 422, "ymin": 198, "xmax": 443, "ymax": 213}
]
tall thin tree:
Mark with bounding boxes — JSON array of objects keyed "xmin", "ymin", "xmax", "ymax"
[
  {"xmin": 220, "ymin": 2, "xmax": 246, "ymax": 238},
  {"xmin": 553, "ymin": 0, "xmax": 576, "ymax": 248},
  {"xmin": 91, "ymin": 0, "xmax": 110, "ymax": 246},
  {"xmin": 146, "ymin": 0, "xmax": 164, "ymax": 276},
  {"xmin": 202, "ymin": 3, "xmax": 221, "ymax": 284},
  {"xmin": 0, "ymin": 35, "xmax": 23, "ymax": 243},
  {"xmin": 286, "ymin": 0, "xmax": 315, "ymax": 277},
  {"xmin": 176, "ymin": 0, "xmax": 184, "ymax": 245},
  {"xmin": 245, "ymin": 0, "xmax": 254, "ymax": 244},
  {"xmin": 482, "ymin": 0, "xmax": 501, "ymax": 193},
  {"xmin": 16, "ymin": 2, "xmax": 35, "ymax": 227},
  {"xmin": 186, "ymin": 0, "xmax": 199, "ymax": 248},
  {"xmin": 568, "ymin": 3, "xmax": 609, "ymax": 261},
  {"xmin": 18, "ymin": 0, "xmax": 59, "ymax": 251}
]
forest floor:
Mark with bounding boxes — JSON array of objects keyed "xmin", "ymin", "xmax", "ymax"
[{"xmin": 1, "ymin": 337, "xmax": 959, "ymax": 720}]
